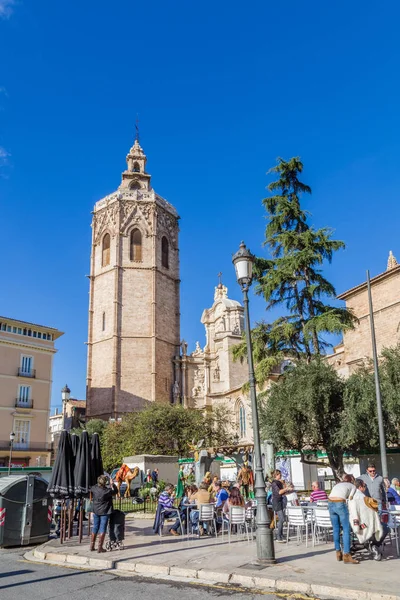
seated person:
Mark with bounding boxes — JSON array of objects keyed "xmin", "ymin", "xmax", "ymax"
[
  {"xmin": 215, "ymin": 480, "xmax": 229, "ymax": 512},
  {"xmin": 387, "ymin": 478, "xmax": 400, "ymax": 506},
  {"xmin": 222, "ymin": 487, "xmax": 246, "ymax": 519},
  {"xmin": 310, "ymin": 481, "xmax": 329, "ymax": 503},
  {"xmin": 157, "ymin": 484, "xmax": 181, "ymax": 537},
  {"xmin": 348, "ymin": 478, "xmax": 388, "ymax": 551},
  {"xmin": 285, "ymin": 482, "xmax": 299, "ymax": 506},
  {"xmin": 190, "ymin": 483, "xmax": 212, "ymax": 535}
]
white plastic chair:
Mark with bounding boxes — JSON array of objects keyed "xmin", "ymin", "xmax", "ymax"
[
  {"xmin": 222, "ymin": 505, "xmax": 250, "ymax": 543},
  {"xmin": 197, "ymin": 503, "xmax": 217, "ymax": 537},
  {"xmin": 387, "ymin": 511, "xmax": 400, "ymax": 557},
  {"xmin": 313, "ymin": 507, "xmax": 333, "ymax": 546},
  {"xmin": 286, "ymin": 506, "xmax": 311, "ymax": 546},
  {"xmin": 159, "ymin": 507, "xmax": 183, "ymax": 537},
  {"xmin": 245, "ymin": 505, "xmax": 256, "ymax": 538}
]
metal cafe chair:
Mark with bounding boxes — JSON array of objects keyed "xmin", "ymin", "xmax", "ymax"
[
  {"xmin": 286, "ymin": 506, "xmax": 311, "ymax": 547},
  {"xmin": 222, "ymin": 505, "xmax": 250, "ymax": 543}
]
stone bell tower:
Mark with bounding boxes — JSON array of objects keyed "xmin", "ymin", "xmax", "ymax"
[{"xmin": 86, "ymin": 137, "xmax": 180, "ymax": 420}]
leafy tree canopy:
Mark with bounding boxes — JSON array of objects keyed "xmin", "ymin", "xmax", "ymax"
[
  {"xmin": 260, "ymin": 359, "xmax": 346, "ymax": 479},
  {"xmin": 90, "ymin": 404, "xmax": 236, "ymax": 473}
]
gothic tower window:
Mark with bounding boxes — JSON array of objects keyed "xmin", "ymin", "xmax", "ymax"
[
  {"xmin": 130, "ymin": 228, "xmax": 142, "ymax": 262},
  {"xmin": 238, "ymin": 402, "xmax": 246, "ymax": 438},
  {"xmin": 102, "ymin": 233, "xmax": 111, "ymax": 267},
  {"xmin": 132, "ymin": 161, "xmax": 140, "ymax": 172},
  {"xmin": 102, "ymin": 312, "xmax": 106, "ymax": 331},
  {"xmin": 161, "ymin": 236, "xmax": 169, "ymax": 269},
  {"xmin": 129, "ymin": 180, "xmax": 141, "ymax": 190}
]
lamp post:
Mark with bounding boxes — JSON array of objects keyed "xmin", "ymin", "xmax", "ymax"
[
  {"xmin": 61, "ymin": 384, "xmax": 71, "ymax": 431},
  {"xmin": 8, "ymin": 431, "xmax": 15, "ymax": 476},
  {"xmin": 366, "ymin": 271, "xmax": 388, "ymax": 478},
  {"xmin": 232, "ymin": 241, "xmax": 275, "ymax": 564}
]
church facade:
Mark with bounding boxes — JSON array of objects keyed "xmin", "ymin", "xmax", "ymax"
[{"xmin": 86, "ymin": 140, "xmax": 181, "ymax": 419}]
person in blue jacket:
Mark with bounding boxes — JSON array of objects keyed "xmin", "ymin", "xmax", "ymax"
[{"xmin": 387, "ymin": 478, "xmax": 400, "ymax": 505}]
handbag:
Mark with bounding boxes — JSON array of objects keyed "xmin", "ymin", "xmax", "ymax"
[{"xmin": 84, "ymin": 495, "xmax": 94, "ymax": 513}]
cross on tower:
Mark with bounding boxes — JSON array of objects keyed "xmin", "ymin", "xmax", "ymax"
[
  {"xmin": 135, "ymin": 114, "xmax": 140, "ymax": 142},
  {"xmin": 217, "ymin": 272, "xmax": 223, "ymax": 287}
]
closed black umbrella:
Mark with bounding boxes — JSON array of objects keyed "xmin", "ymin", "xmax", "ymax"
[
  {"xmin": 70, "ymin": 433, "xmax": 80, "ymax": 458},
  {"xmin": 47, "ymin": 430, "xmax": 75, "ymax": 498},
  {"xmin": 91, "ymin": 433, "xmax": 104, "ymax": 481},
  {"xmin": 74, "ymin": 430, "xmax": 95, "ymax": 497}
]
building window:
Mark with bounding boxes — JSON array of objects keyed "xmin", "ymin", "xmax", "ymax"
[
  {"xmin": 161, "ymin": 236, "xmax": 169, "ymax": 269},
  {"xmin": 14, "ymin": 419, "xmax": 30, "ymax": 449},
  {"xmin": 17, "ymin": 385, "xmax": 31, "ymax": 406},
  {"xmin": 102, "ymin": 312, "xmax": 106, "ymax": 331},
  {"xmin": 20, "ymin": 355, "xmax": 33, "ymax": 375},
  {"xmin": 238, "ymin": 403, "xmax": 246, "ymax": 438},
  {"xmin": 7, "ymin": 326, "xmax": 11, "ymax": 332},
  {"xmin": 102, "ymin": 233, "xmax": 111, "ymax": 267},
  {"xmin": 130, "ymin": 228, "xmax": 142, "ymax": 261},
  {"xmin": 132, "ymin": 161, "xmax": 140, "ymax": 172}
]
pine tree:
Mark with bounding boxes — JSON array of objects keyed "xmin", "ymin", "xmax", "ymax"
[{"xmin": 255, "ymin": 157, "xmax": 354, "ymax": 364}]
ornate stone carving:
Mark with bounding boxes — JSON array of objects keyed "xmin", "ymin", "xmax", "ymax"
[
  {"xmin": 93, "ymin": 202, "xmax": 120, "ymax": 243},
  {"xmin": 157, "ymin": 208, "xmax": 178, "ymax": 246},
  {"xmin": 213, "ymin": 363, "xmax": 220, "ymax": 382},
  {"xmin": 192, "ymin": 367, "xmax": 205, "ymax": 397},
  {"xmin": 120, "ymin": 201, "xmax": 153, "ymax": 237}
]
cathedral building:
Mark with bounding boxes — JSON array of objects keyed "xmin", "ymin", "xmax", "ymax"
[
  {"xmin": 86, "ymin": 138, "xmax": 254, "ymax": 441},
  {"xmin": 86, "ymin": 139, "xmax": 180, "ymax": 419},
  {"xmin": 326, "ymin": 251, "xmax": 400, "ymax": 377}
]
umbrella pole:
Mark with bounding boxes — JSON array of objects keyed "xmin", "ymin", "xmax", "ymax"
[
  {"xmin": 78, "ymin": 503, "xmax": 83, "ymax": 544},
  {"xmin": 60, "ymin": 501, "xmax": 65, "ymax": 544},
  {"xmin": 68, "ymin": 500, "xmax": 73, "ymax": 539}
]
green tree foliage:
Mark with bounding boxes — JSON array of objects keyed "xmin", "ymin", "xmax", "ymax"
[
  {"xmin": 100, "ymin": 414, "xmax": 137, "ymax": 472},
  {"xmin": 260, "ymin": 359, "xmax": 346, "ymax": 480},
  {"xmin": 340, "ymin": 345, "xmax": 400, "ymax": 451},
  {"xmin": 98, "ymin": 403, "xmax": 236, "ymax": 472},
  {"xmin": 233, "ymin": 157, "xmax": 355, "ymax": 387},
  {"xmin": 130, "ymin": 403, "xmax": 202, "ymax": 457}
]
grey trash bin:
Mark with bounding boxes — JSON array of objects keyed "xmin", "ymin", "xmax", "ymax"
[{"xmin": 0, "ymin": 474, "xmax": 53, "ymax": 547}]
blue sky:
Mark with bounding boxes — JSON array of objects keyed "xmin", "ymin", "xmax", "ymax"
[{"xmin": 1, "ymin": 1, "xmax": 400, "ymax": 411}]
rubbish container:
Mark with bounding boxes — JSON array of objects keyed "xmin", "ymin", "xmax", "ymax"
[{"xmin": 0, "ymin": 474, "xmax": 53, "ymax": 547}]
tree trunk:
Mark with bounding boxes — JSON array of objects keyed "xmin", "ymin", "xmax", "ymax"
[
  {"xmin": 293, "ymin": 281, "xmax": 312, "ymax": 360},
  {"xmin": 326, "ymin": 450, "xmax": 345, "ymax": 482},
  {"xmin": 303, "ymin": 268, "xmax": 320, "ymax": 355}
]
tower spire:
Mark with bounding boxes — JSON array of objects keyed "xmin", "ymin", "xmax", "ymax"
[{"xmin": 387, "ymin": 250, "xmax": 398, "ymax": 271}]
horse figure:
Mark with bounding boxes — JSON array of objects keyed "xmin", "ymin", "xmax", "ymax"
[{"xmin": 114, "ymin": 464, "xmax": 140, "ymax": 498}]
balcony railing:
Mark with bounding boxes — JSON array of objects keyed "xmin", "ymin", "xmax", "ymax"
[
  {"xmin": 15, "ymin": 398, "xmax": 34, "ymax": 409},
  {"xmin": 0, "ymin": 441, "xmax": 51, "ymax": 452},
  {"xmin": 17, "ymin": 368, "xmax": 36, "ymax": 378}
]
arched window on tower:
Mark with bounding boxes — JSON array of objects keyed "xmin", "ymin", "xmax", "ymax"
[
  {"xmin": 102, "ymin": 233, "xmax": 110, "ymax": 267},
  {"xmin": 129, "ymin": 180, "xmax": 141, "ymax": 190},
  {"xmin": 161, "ymin": 236, "xmax": 169, "ymax": 269},
  {"xmin": 238, "ymin": 402, "xmax": 246, "ymax": 439},
  {"xmin": 132, "ymin": 161, "xmax": 140, "ymax": 172},
  {"xmin": 130, "ymin": 228, "xmax": 142, "ymax": 261}
]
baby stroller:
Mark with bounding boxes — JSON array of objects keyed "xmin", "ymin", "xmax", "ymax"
[
  {"xmin": 351, "ymin": 512, "xmax": 389, "ymax": 561},
  {"xmin": 105, "ymin": 509, "xmax": 125, "ymax": 551}
]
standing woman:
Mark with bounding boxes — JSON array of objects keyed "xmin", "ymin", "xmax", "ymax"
[
  {"xmin": 271, "ymin": 469, "xmax": 291, "ymax": 543},
  {"xmin": 90, "ymin": 475, "xmax": 117, "ymax": 553}
]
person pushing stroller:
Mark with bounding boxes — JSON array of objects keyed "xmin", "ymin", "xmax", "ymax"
[{"xmin": 348, "ymin": 478, "xmax": 388, "ymax": 561}]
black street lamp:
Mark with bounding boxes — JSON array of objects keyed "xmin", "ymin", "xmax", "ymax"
[
  {"xmin": 8, "ymin": 431, "xmax": 15, "ymax": 476},
  {"xmin": 232, "ymin": 241, "xmax": 275, "ymax": 564}
]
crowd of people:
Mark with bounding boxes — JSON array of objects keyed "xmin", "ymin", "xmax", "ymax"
[
  {"xmin": 269, "ymin": 462, "xmax": 400, "ymax": 563},
  {"xmin": 154, "ymin": 471, "xmax": 252, "ymax": 537}
]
